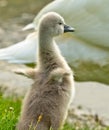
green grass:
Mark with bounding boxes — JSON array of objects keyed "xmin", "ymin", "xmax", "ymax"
[
  {"xmin": 0, "ymin": 94, "xmax": 109, "ymax": 130},
  {"xmin": 0, "ymin": 95, "xmax": 21, "ymax": 130}
]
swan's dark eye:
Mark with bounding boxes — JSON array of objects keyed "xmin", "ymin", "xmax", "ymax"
[{"xmin": 59, "ymin": 22, "xmax": 62, "ymax": 25}]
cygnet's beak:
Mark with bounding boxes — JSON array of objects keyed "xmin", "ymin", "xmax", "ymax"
[{"xmin": 64, "ymin": 24, "xmax": 75, "ymax": 33}]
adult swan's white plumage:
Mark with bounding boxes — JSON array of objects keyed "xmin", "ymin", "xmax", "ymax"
[
  {"xmin": 0, "ymin": 33, "xmax": 37, "ymax": 64},
  {"xmin": 24, "ymin": 0, "xmax": 109, "ymax": 48},
  {"xmin": 0, "ymin": 0, "xmax": 109, "ymax": 84},
  {"xmin": 0, "ymin": 0, "xmax": 109, "ymax": 63}
]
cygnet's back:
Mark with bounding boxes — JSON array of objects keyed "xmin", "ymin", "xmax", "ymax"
[{"xmin": 17, "ymin": 12, "xmax": 75, "ymax": 130}]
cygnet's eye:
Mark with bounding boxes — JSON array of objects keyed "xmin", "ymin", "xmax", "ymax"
[{"xmin": 58, "ymin": 22, "xmax": 62, "ymax": 25}]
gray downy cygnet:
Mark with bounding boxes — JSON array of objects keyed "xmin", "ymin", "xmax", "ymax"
[{"xmin": 17, "ymin": 12, "xmax": 75, "ymax": 130}]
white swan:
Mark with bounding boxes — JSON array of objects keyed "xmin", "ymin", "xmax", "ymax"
[
  {"xmin": 0, "ymin": 0, "xmax": 109, "ymax": 84},
  {"xmin": 17, "ymin": 12, "xmax": 75, "ymax": 130},
  {"xmin": 0, "ymin": 32, "xmax": 37, "ymax": 64},
  {"xmin": 0, "ymin": 0, "xmax": 109, "ymax": 64},
  {"xmin": 24, "ymin": 0, "xmax": 109, "ymax": 49}
]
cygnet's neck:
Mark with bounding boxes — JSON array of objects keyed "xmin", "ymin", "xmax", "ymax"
[
  {"xmin": 37, "ymin": 29, "xmax": 68, "ymax": 72},
  {"xmin": 38, "ymin": 30, "xmax": 54, "ymax": 50}
]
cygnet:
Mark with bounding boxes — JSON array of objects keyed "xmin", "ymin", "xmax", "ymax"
[{"xmin": 17, "ymin": 12, "xmax": 75, "ymax": 130}]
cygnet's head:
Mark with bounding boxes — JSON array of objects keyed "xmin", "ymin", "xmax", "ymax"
[{"xmin": 38, "ymin": 12, "xmax": 75, "ymax": 37}]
